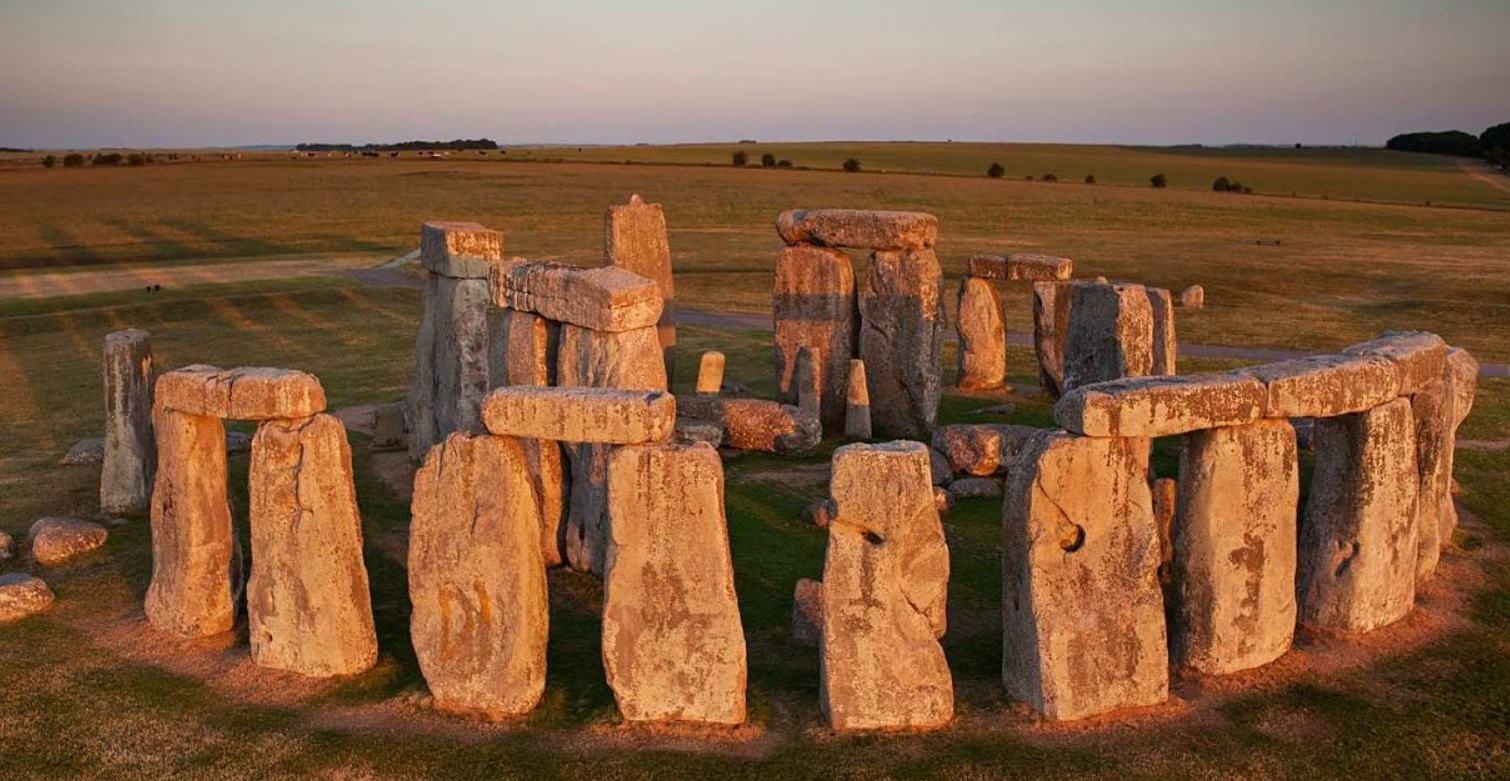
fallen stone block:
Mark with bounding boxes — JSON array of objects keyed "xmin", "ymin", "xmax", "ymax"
[
  {"xmin": 674, "ymin": 417, "xmax": 724, "ymax": 447},
  {"xmin": 791, "ymin": 578, "xmax": 823, "ymax": 647},
  {"xmin": 777, "ymin": 209, "xmax": 937, "ymax": 250},
  {"xmin": 696, "ymin": 351, "xmax": 725, "ymax": 395},
  {"xmin": 859, "ymin": 249, "xmax": 945, "ymax": 438},
  {"xmin": 677, "ymin": 395, "xmax": 820, "ymax": 455},
  {"xmin": 421, "ymin": 221, "xmax": 504, "ymax": 279},
  {"xmin": 773, "ymin": 244, "xmax": 857, "ymax": 429},
  {"xmin": 948, "ymin": 477, "xmax": 1001, "ymax": 501},
  {"xmin": 1062, "ymin": 282, "xmax": 1154, "ymax": 392},
  {"xmin": 1054, "ymin": 372, "xmax": 1266, "ymax": 438},
  {"xmin": 802, "ymin": 499, "xmax": 835, "ymax": 528},
  {"xmin": 605, "ymin": 194, "xmax": 677, "ymax": 379},
  {"xmin": 157, "ymin": 365, "xmax": 327, "ymax": 421},
  {"xmin": 930, "ymin": 424, "xmax": 1038, "ymax": 476},
  {"xmin": 491, "ymin": 261, "xmax": 663, "ymax": 333},
  {"xmin": 1241, "ymin": 354, "xmax": 1399, "ymax": 419},
  {"xmin": 101, "ymin": 329, "xmax": 156, "ymax": 515},
  {"xmin": 0, "ymin": 573, "xmax": 54, "ymax": 623},
  {"xmin": 965, "ymin": 253, "xmax": 1073, "ymax": 281},
  {"xmin": 28, "ymin": 517, "xmax": 108, "ymax": 566},
  {"xmin": 60, "ymin": 437, "xmax": 104, "ymax": 466},
  {"xmin": 1342, "ymin": 331, "xmax": 1448, "ymax": 397},
  {"xmin": 481, "ymin": 386, "xmax": 676, "ymax": 444},
  {"xmin": 955, "ymin": 276, "xmax": 1006, "ymax": 391}
]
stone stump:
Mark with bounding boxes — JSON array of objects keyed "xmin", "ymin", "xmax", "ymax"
[
  {"xmin": 605, "ymin": 194, "xmax": 677, "ymax": 380},
  {"xmin": 696, "ymin": 351, "xmax": 725, "ymax": 394},
  {"xmin": 858, "ymin": 249, "xmax": 944, "ymax": 438},
  {"xmin": 773, "ymin": 244, "xmax": 857, "ymax": 430},
  {"xmin": 844, "ymin": 359, "xmax": 871, "ymax": 440},
  {"xmin": 101, "ymin": 329, "xmax": 156, "ymax": 515},
  {"xmin": 821, "ymin": 441, "xmax": 952, "ymax": 731},
  {"xmin": 248, "ymin": 414, "xmax": 377, "ymax": 677},
  {"xmin": 602, "ymin": 442, "xmax": 747, "ymax": 724},
  {"xmin": 955, "ymin": 276, "xmax": 1006, "ymax": 391}
]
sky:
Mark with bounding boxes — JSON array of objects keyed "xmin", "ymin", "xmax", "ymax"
[{"xmin": 2, "ymin": 0, "xmax": 1508, "ymax": 149}]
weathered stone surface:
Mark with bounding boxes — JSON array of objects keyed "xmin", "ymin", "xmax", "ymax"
[
  {"xmin": 859, "ymin": 249, "xmax": 944, "ymax": 438},
  {"xmin": 948, "ymin": 477, "xmax": 1001, "ymax": 501},
  {"xmin": 802, "ymin": 499, "xmax": 835, "ymax": 528},
  {"xmin": 1411, "ymin": 379, "xmax": 1452, "ymax": 584},
  {"xmin": 407, "ymin": 274, "xmax": 442, "ymax": 460},
  {"xmin": 0, "ymin": 530, "xmax": 12, "ymax": 559},
  {"xmin": 157, "ymin": 365, "xmax": 327, "ymax": 421},
  {"xmin": 844, "ymin": 358, "xmax": 872, "ymax": 440},
  {"xmin": 605, "ymin": 194, "xmax": 677, "ymax": 379},
  {"xmin": 791, "ymin": 578, "xmax": 823, "ymax": 647},
  {"xmin": 773, "ymin": 244, "xmax": 857, "ymax": 429},
  {"xmin": 776, "ymin": 209, "xmax": 937, "ymax": 250},
  {"xmin": 1178, "ymin": 285, "xmax": 1205, "ymax": 308},
  {"xmin": 101, "ymin": 329, "xmax": 155, "ymax": 515},
  {"xmin": 1241, "ymin": 354, "xmax": 1399, "ymax": 419},
  {"xmin": 1062, "ymin": 282, "xmax": 1154, "ymax": 392},
  {"xmin": 603, "ymin": 442, "xmax": 747, "ymax": 724},
  {"xmin": 933, "ymin": 486, "xmax": 953, "ymax": 513},
  {"xmin": 409, "ymin": 434, "xmax": 548, "ymax": 717},
  {"xmin": 522, "ymin": 439, "xmax": 568, "ymax": 568},
  {"xmin": 28, "ymin": 517, "xmax": 108, "ymax": 566},
  {"xmin": 370, "ymin": 404, "xmax": 406, "ymax": 451},
  {"xmin": 930, "ymin": 424, "xmax": 1038, "ymax": 477},
  {"xmin": 793, "ymin": 346, "xmax": 822, "ymax": 421},
  {"xmin": 674, "ymin": 417, "xmax": 724, "ymax": 447},
  {"xmin": 1146, "ymin": 287, "xmax": 1177, "ymax": 376},
  {"xmin": 956, "ymin": 277, "xmax": 1006, "ymax": 391},
  {"xmin": 0, "ymin": 573, "xmax": 54, "ymax": 623},
  {"xmin": 1054, "ymin": 372, "xmax": 1266, "ymax": 438},
  {"xmin": 489, "ymin": 308, "xmax": 559, "ymax": 388},
  {"xmin": 928, "ymin": 447, "xmax": 951, "ymax": 486},
  {"xmin": 1439, "ymin": 348, "xmax": 1479, "ymax": 544},
  {"xmin": 492, "ymin": 261, "xmax": 663, "ymax": 332},
  {"xmin": 1151, "ymin": 477, "xmax": 1177, "ymax": 579},
  {"xmin": 821, "ymin": 441, "xmax": 952, "ymax": 731},
  {"xmin": 1172, "ymin": 420, "xmax": 1298, "ymax": 675},
  {"xmin": 1299, "ymin": 399, "xmax": 1419, "ymax": 633},
  {"xmin": 245, "ymin": 414, "xmax": 377, "ymax": 677},
  {"xmin": 431, "ymin": 275, "xmax": 493, "ymax": 440},
  {"xmin": 146, "ymin": 408, "xmax": 238, "ymax": 638},
  {"xmin": 1342, "ymin": 331, "xmax": 1449, "ymax": 397},
  {"xmin": 696, "ymin": 351, "xmax": 726, "ymax": 395},
  {"xmin": 1002, "ymin": 431, "xmax": 1167, "ymax": 720},
  {"xmin": 1031, "ymin": 281, "xmax": 1073, "ymax": 396},
  {"xmin": 965, "ymin": 253, "xmax": 1073, "ymax": 281},
  {"xmin": 61, "ymin": 437, "xmax": 104, "ymax": 465},
  {"xmin": 481, "ymin": 386, "xmax": 675, "ymax": 444},
  {"xmin": 421, "ymin": 221, "xmax": 504, "ymax": 279},
  {"xmin": 677, "ymin": 396, "xmax": 820, "ymax": 455}
]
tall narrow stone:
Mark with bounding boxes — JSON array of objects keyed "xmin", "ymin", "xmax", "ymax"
[
  {"xmin": 773, "ymin": 244, "xmax": 857, "ymax": 429},
  {"xmin": 247, "ymin": 414, "xmax": 377, "ymax": 677},
  {"xmin": 1062, "ymin": 282, "xmax": 1154, "ymax": 393},
  {"xmin": 146, "ymin": 407, "xmax": 237, "ymax": 638},
  {"xmin": 407, "ymin": 274, "xmax": 441, "ymax": 460},
  {"xmin": 602, "ymin": 442, "xmax": 747, "ymax": 724},
  {"xmin": 1146, "ymin": 286, "xmax": 1177, "ymax": 376},
  {"xmin": 844, "ymin": 359, "xmax": 871, "ymax": 440},
  {"xmin": 1440, "ymin": 347, "xmax": 1479, "ymax": 543},
  {"xmin": 605, "ymin": 195, "xmax": 677, "ymax": 379},
  {"xmin": 858, "ymin": 249, "xmax": 945, "ymax": 438},
  {"xmin": 955, "ymin": 277, "xmax": 1006, "ymax": 391},
  {"xmin": 696, "ymin": 351, "xmax": 725, "ymax": 395},
  {"xmin": 101, "ymin": 329, "xmax": 156, "ymax": 515},
  {"xmin": 432, "ymin": 274, "xmax": 493, "ymax": 438},
  {"xmin": 1002, "ymin": 431, "xmax": 1167, "ymax": 720},
  {"xmin": 1031, "ymin": 281, "xmax": 1073, "ymax": 396},
  {"xmin": 1299, "ymin": 399, "xmax": 1419, "ymax": 633},
  {"xmin": 821, "ymin": 441, "xmax": 952, "ymax": 731},
  {"xmin": 409, "ymin": 434, "xmax": 548, "ymax": 717},
  {"xmin": 1411, "ymin": 378, "xmax": 1451, "ymax": 584},
  {"xmin": 487, "ymin": 309, "xmax": 568, "ymax": 566},
  {"xmin": 1172, "ymin": 420, "xmax": 1298, "ymax": 675}
]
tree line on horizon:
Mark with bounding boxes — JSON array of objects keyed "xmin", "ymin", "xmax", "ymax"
[
  {"xmin": 1386, "ymin": 122, "xmax": 1509, "ymax": 168},
  {"xmin": 295, "ymin": 138, "xmax": 499, "ymax": 153}
]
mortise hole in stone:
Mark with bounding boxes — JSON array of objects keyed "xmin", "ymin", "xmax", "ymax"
[
  {"xmin": 1061, "ymin": 525, "xmax": 1086, "ymax": 553},
  {"xmin": 863, "ymin": 531, "xmax": 885, "ymax": 545}
]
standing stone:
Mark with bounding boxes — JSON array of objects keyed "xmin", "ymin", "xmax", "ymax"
[
  {"xmin": 248, "ymin": 414, "xmax": 377, "ymax": 677},
  {"xmin": 605, "ymin": 195, "xmax": 677, "ymax": 379},
  {"xmin": 1172, "ymin": 420, "xmax": 1298, "ymax": 675},
  {"xmin": 1062, "ymin": 282, "xmax": 1155, "ymax": 393},
  {"xmin": 696, "ymin": 351, "xmax": 726, "ymax": 395},
  {"xmin": 773, "ymin": 244, "xmax": 857, "ymax": 430},
  {"xmin": 407, "ymin": 274, "xmax": 442, "ymax": 460},
  {"xmin": 955, "ymin": 277, "xmax": 1006, "ymax": 391},
  {"xmin": 603, "ymin": 442, "xmax": 747, "ymax": 724},
  {"xmin": 432, "ymin": 274, "xmax": 493, "ymax": 438},
  {"xmin": 791, "ymin": 578, "xmax": 823, "ymax": 647},
  {"xmin": 859, "ymin": 249, "xmax": 945, "ymax": 438},
  {"xmin": 1151, "ymin": 477, "xmax": 1177, "ymax": 581},
  {"xmin": 146, "ymin": 407, "xmax": 237, "ymax": 638},
  {"xmin": 1299, "ymin": 399, "xmax": 1419, "ymax": 633},
  {"xmin": 1002, "ymin": 431, "xmax": 1167, "ymax": 720},
  {"xmin": 821, "ymin": 441, "xmax": 952, "ymax": 731},
  {"xmin": 1411, "ymin": 379, "xmax": 1451, "ymax": 584},
  {"xmin": 1440, "ymin": 348, "xmax": 1479, "ymax": 543},
  {"xmin": 101, "ymin": 329, "xmax": 155, "ymax": 515},
  {"xmin": 844, "ymin": 359, "xmax": 871, "ymax": 440},
  {"xmin": 1146, "ymin": 287, "xmax": 1177, "ymax": 376},
  {"xmin": 1032, "ymin": 281, "xmax": 1073, "ymax": 396},
  {"xmin": 409, "ymin": 433, "xmax": 548, "ymax": 717}
]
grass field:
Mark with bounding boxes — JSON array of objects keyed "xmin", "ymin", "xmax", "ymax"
[{"xmin": 1, "ymin": 147, "xmax": 1509, "ymax": 778}]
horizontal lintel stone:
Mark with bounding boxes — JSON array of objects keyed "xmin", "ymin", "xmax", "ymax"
[
  {"xmin": 1054, "ymin": 372, "xmax": 1265, "ymax": 437},
  {"xmin": 966, "ymin": 253, "xmax": 1073, "ymax": 282},
  {"xmin": 776, "ymin": 209, "xmax": 937, "ymax": 250},
  {"xmin": 490, "ymin": 261, "xmax": 662, "ymax": 332},
  {"xmin": 1241, "ymin": 354, "xmax": 1398, "ymax": 418},
  {"xmin": 481, "ymin": 386, "xmax": 675, "ymax": 444},
  {"xmin": 1341, "ymin": 331, "xmax": 1448, "ymax": 397},
  {"xmin": 156, "ymin": 365, "xmax": 326, "ymax": 420},
  {"xmin": 421, "ymin": 221, "xmax": 504, "ymax": 278}
]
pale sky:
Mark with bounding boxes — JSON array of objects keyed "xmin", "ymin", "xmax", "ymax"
[{"xmin": 2, "ymin": 0, "xmax": 1507, "ymax": 149}]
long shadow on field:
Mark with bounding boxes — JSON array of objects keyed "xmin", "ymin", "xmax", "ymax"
[
  {"xmin": 3, "ymin": 222, "xmax": 114, "ymax": 271},
  {"xmin": 97, "ymin": 216, "xmax": 198, "ymax": 261},
  {"xmin": 156, "ymin": 218, "xmax": 295, "ymax": 258}
]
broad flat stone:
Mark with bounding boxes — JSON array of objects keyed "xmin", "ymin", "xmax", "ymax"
[
  {"xmin": 409, "ymin": 433, "xmax": 548, "ymax": 717},
  {"xmin": 247, "ymin": 414, "xmax": 378, "ymax": 677},
  {"xmin": 605, "ymin": 194, "xmax": 677, "ymax": 379},
  {"xmin": 157, "ymin": 365, "xmax": 327, "ymax": 421},
  {"xmin": 821, "ymin": 441, "xmax": 952, "ymax": 731},
  {"xmin": 603, "ymin": 442, "xmax": 747, "ymax": 725},
  {"xmin": 1172, "ymin": 420, "xmax": 1298, "ymax": 675},
  {"xmin": 1002, "ymin": 431, "xmax": 1167, "ymax": 720},
  {"xmin": 492, "ymin": 261, "xmax": 663, "ymax": 333},
  {"xmin": 1342, "ymin": 331, "xmax": 1449, "ymax": 397},
  {"xmin": 421, "ymin": 221, "xmax": 504, "ymax": 278},
  {"xmin": 1241, "ymin": 354, "xmax": 1399, "ymax": 419},
  {"xmin": 965, "ymin": 253, "xmax": 1073, "ymax": 281},
  {"xmin": 930, "ymin": 424, "xmax": 1038, "ymax": 477},
  {"xmin": 696, "ymin": 351, "xmax": 725, "ymax": 395},
  {"xmin": 1299, "ymin": 399, "xmax": 1418, "ymax": 633},
  {"xmin": 844, "ymin": 359, "xmax": 872, "ymax": 440},
  {"xmin": 28, "ymin": 517, "xmax": 108, "ymax": 566},
  {"xmin": 1054, "ymin": 373, "xmax": 1266, "ymax": 438},
  {"xmin": 1062, "ymin": 282, "xmax": 1154, "ymax": 392},
  {"xmin": 677, "ymin": 396, "xmax": 820, "ymax": 455},
  {"xmin": 1032, "ymin": 281, "xmax": 1073, "ymax": 396},
  {"xmin": 481, "ymin": 386, "xmax": 675, "ymax": 444},
  {"xmin": 1146, "ymin": 287, "xmax": 1177, "ymax": 376},
  {"xmin": 859, "ymin": 249, "xmax": 945, "ymax": 438},
  {"xmin": 777, "ymin": 209, "xmax": 937, "ymax": 250},
  {"xmin": 101, "ymin": 329, "xmax": 155, "ymax": 515},
  {"xmin": 147, "ymin": 408, "xmax": 239, "ymax": 638},
  {"xmin": 773, "ymin": 244, "xmax": 857, "ymax": 429},
  {"xmin": 0, "ymin": 573, "xmax": 54, "ymax": 623},
  {"xmin": 489, "ymin": 308, "xmax": 559, "ymax": 388},
  {"xmin": 955, "ymin": 277, "xmax": 1006, "ymax": 391}
]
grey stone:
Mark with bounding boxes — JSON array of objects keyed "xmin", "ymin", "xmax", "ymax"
[
  {"xmin": 955, "ymin": 276, "xmax": 1006, "ymax": 391},
  {"xmin": 1062, "ymin": 281, "xmax": 1154, "ymax": 393},
  {"xmin": 773, "ymin": 244, "xmax": 857, "ymax": 430},
  {"xmin": 0, "ymin": 573, "xmax": 54, "ymax": 623},
  {"xmin": 28, "ymin": 517, "xmax": 108, "ymax": 566},
  {"xmin": 101, "ymin": 329, "xmax": 155, "ymax": 514},
  {"xmin": 858, "ymin": 249, "xmax": 945, "ymax": 438}
]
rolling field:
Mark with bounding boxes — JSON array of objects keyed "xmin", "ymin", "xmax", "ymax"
[{"xmin": 2, "ymin": 147, "xmax": 1510, "ymax": 778}]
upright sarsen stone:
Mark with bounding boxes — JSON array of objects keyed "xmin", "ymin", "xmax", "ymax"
[
  {"xmin": 1062, "ymin": 282, "xmax": 1154, "ymax": 393},
  {"xmin": 773, "ymin": 244, "xmax": 857, "ymax": 429},
  {"xmin": 602, "ymin": 442, "xmax": 747, "ymax": 724},
  {"xmin": 1299, "ymin": 399, "xmax": 1419, "ymax": 633},
  {"xmin": 489, "ymin": 308, "xmax": 558, "ymax": 388},
  {"xmin": 409, "ymin": 434, "xmax": 548, "ymax": 717},
  {"xmin": 408, "ymin": 274, "xmax": 442, "ymax": 460},
  {"xmin": 1002, "ymin": 431, "xmax": 1167, "ymax": 720},
  {"xmin": 101, "ymin": 329, "xmax": 156, "ymax": 515},
  {"xmin": 605, "ymin": 194, "xmax": 677, "ymax": 380},
  {"xmin": 858, "ymin": 249, "xmax": 945, "ymax": 438},
  {"xmin": 955, "ymin": 277, "xmax": 1006, "ymax": 391},
  {"xmin": 1032, "ymin": 281, "xmax": 1073, "ymax": 396},
  {"xmin": 247, "ymin": 414, "xmax": 377, "ymax": 677},
  {"xmin": 432, "ymin": 274, "xmax": 493, "ymax": 438},
  {"xmin": 1146, "ymin": 287, "xmax": 1177, "ymax": 376},
  {"xmin": 1172, "ymin": 420, "xmax": 1298, "ymax": 675},
  {"xmin": 1440, "ymin": 348, "xmax": 1479, "ymax": 543}
]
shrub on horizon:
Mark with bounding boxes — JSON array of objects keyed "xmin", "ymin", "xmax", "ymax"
[
  {"xmin": 1041, "ymin": 173, "xmax": 1058, "ymax": 182},
  {"xmin": 777, "ymin": 159, "xmax": 793, "ymax": 168},
  {"xmin": 1151, "ymin": 173, "xmax": 1168, "ymax": 189},
  {"xmin": 1212, "ymin": 176, "xmax": 1231, "ymax": 192},
  {"xmin": 63, "ymin": 153, "xmax": 85, "ymax": 167},
  {"xmin": 1084, "ymin": 174, "xmax": 1096, "ymax": 184},
  {"xmin": 732, "ymin": 150, "xmax": 748, "ymax": 166},
  {"xmin": 41, "ymin": 155, "xmax": 55, "ymax": 168},
  {"xmin": 987, "ymin": 162, "xmax": 1005, "ymax": 178},
  {"xmin": 761, "ymin": 153, "xmax": 776, "ymax": 168},
  {"xmin": 92, "ymin": 153, "xmax": 123, "ymax": 166},
  {"xmin": 842, "ymin": 158, "xmax": 861, "ymax": 173}
]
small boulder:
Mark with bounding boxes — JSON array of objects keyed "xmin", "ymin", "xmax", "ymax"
[
  {"xmin": 370, "ymin": 404, "xmax": 406, "ymax": 451},
  {"xmin": 802, "ymin": 499, "xmax": 834, "ymax": 528},
  {"xmin": 0, "ymin": 573, "xmax": 54, "ymax": 623},
  {"xmin": 948, "ymin": 477, "xmax": 1002, "ymax": 501},
  {"xmin": 928, "ymin": 447, "xmax": 952, "ymax": 486},
  {"xmin": 59, "ymin": 438, "xmax": 104, "ymax": 466},
  {"xmin": 1178, "ymin": 285, "xmax": 1205, "ymax": 308},
  {"xmin": 28, "ymin": 517, "xmax": 108, "ymax": 566}
]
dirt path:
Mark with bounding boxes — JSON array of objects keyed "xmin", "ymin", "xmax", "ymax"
[
  {"xmin": 0, "ymin": 253, "xmax": 382, "ymax": 300},
  {"xmin": 1460, "ymin": 161, "xmax": 1510, "ymax": 196}
]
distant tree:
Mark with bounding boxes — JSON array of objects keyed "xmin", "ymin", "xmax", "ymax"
[
  {"xmin": 92, "ymin": 153, "xmax": 123, "ymax": 166},
  {"xmin": 1084, "ymin": 174, "xmax": 1096, "ymax": 184},
  {"xmin": 1150, "ymin": 173, "xmax": 1168, "ymax": 189},
  {"xmin": 732, "ymin": 150, "xmax": 748, "ymax": 166},
  {"xmin": 127, "ymin": 153, "xmax": 147, "ymax": 166},
  {"xmin": 1385, "ymin": 130, "xmax": 1483, "ymax": 157},
  {"xmin": 777, "ymin": 159, "xmax": 793, "ymax": 168},
  {"xmin": 987, "ymin": 162, "xmax": 1005, "ymax": 178},
  {"xmin": 1212, "ymin": 176, "xmax": 1231, "ymax": 192},
  {"xmin": 41, "ymin": 155, "xmax": 56, "ymax": 168},
  {"xmin": 63, "ymin": 153, "xmax": 85, "ymax": 168},
  {"xmin": 1479, "ymin": 122, "xmax": 1510, "ymax": 155},
  {"xmin": 842, "ymin": 157, "xmax": 861, "ymax": 172},
  {"xmin": 1024, "ymin": 174, "xmax": 1034, "ymax": 181},
  {"xmin": 1040, "ymin": 173, "xmax": 1058, "ymax": 182},
  {"xmin": 761, "ymin": 153, "xmax": 776, "ymax": 168}
]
